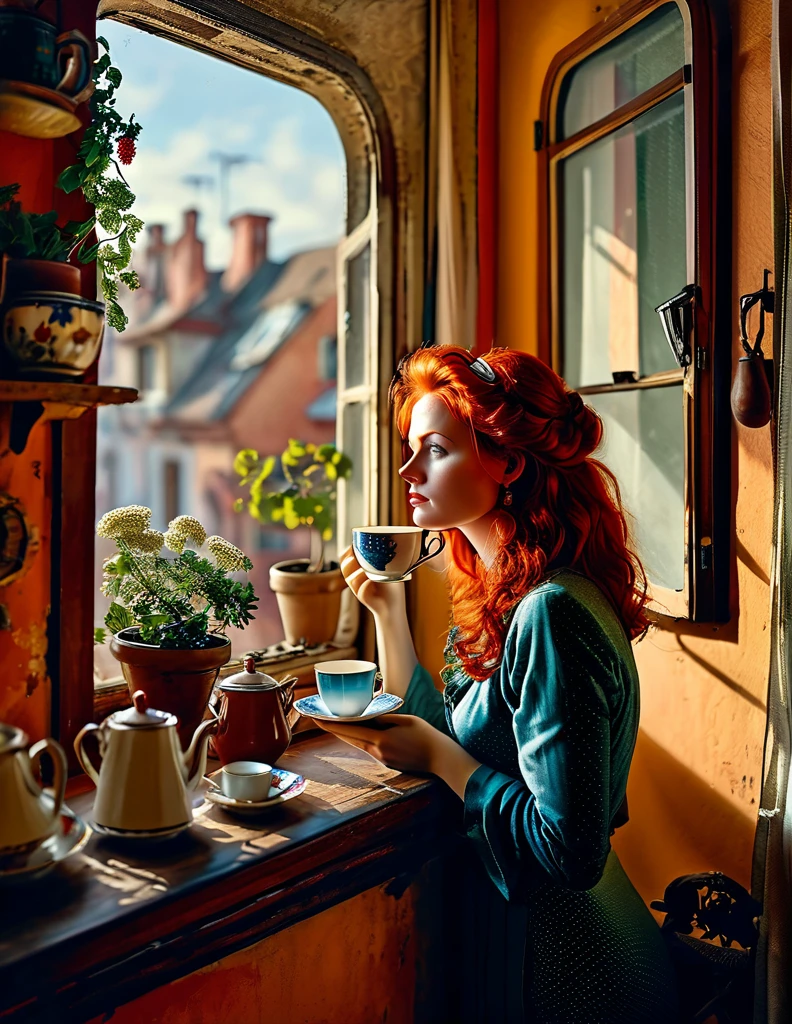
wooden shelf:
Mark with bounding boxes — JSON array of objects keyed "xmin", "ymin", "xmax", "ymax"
[
  {"xmin": 0, "ymin": 381, "xmax": 138, "ymax": 420},
  {"xmin": 0, "ymin": 382, "xmax": 138, "ymax": 454}
]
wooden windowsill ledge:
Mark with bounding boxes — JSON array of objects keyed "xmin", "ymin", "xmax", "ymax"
[{"xmin": 0, "ymin": 733, "xmax": 460, "ymax": 1022}]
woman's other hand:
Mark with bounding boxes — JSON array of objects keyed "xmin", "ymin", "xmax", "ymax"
[{"xmin": 339, "ymin": 544, "xmax": 406, "ymax": 620}]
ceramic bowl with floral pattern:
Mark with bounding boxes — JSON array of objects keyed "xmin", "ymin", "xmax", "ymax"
[{"xmin": 2, "ymin": 291, "xmax": 105, "ymax": 377}]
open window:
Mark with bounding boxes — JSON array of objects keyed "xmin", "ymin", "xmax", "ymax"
[{"xmin": 537, "ymin": 0, "xmax": 731, "ymax": 620}]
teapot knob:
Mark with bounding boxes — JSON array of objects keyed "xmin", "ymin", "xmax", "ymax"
[
  {"xmin": 244, "ymin": 656, "xmax": 256, "ymax": 674},
  {"xmin": 132, "ymin": 690, "xmax": 148, "ymax": 713}
]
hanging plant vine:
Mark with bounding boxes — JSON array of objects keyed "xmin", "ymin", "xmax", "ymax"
[{"xmin": 57, "ymin": 35, "xmax": 144, "ymax": 332}]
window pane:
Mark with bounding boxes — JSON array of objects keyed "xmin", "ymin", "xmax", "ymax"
[
  {"xmin": 587, "ymin": 383, "xmax": 685, "ymax": 591},
  {"xmin": 344, "ymin": 244, "xmax": 370, "ymax": 389},
  {"xmin": 561, "ymin": 91, "xmax": 687, "ymax": 388},
  {"xmin": 558, "ymin": 3, "xmax": 684, "ymax": 140},
  {"xmin": 341, "ymin": 401, "xmax": 367, "ymax": 533}
]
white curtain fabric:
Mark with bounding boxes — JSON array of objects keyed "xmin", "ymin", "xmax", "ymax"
[{"xmin": 753, "ymin": 3, "xmax": 792, "ymax": 1018}]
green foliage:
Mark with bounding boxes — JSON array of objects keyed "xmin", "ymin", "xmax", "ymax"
[
  {"xmin": 235, "ymin": 440, "xmax": 353, "ymax": 572},
  {"xmin": 0, "ymin": 37, "xmax": 143, "ymax": 332},
  {"xmin": 98, "ymin": 539, "xmax": 258, "ymax": 650}
]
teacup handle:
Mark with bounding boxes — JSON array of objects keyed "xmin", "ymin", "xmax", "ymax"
[
  {"xmin": 407, "ymin": 530, "xmax": 446, "ymax": 573},
  {"xmin": 28, "ymin": 738, "xmax": 67, "ymax": 826},
  {"xmin": 374, "ymin": 671, "xmax": 384, "ymax": 695},
  {"xmin": 55, "ymin": 30, "xmax": 92, "ymax": 99}
]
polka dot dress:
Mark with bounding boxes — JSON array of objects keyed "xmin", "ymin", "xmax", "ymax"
[{"xmin": 435, "ymin": 571, "xmax": 678, "ymax": 1023}]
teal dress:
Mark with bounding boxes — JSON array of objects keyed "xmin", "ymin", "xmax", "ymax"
[{"xmin": 401, "ymin": 570, "xmax": 678, "ymax": 1023}]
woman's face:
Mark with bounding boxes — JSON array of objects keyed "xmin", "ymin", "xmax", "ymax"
[{"xmin": 398, "ymin": 393, "xmax": 507, "ymax": 531}]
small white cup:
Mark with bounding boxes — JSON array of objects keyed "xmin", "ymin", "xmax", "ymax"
[{"xmin": 219, "ymin": 761, "xmax": 273, "ymax": 802}]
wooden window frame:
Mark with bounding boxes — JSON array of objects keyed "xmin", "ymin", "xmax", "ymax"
[{"xmin": 536, "ymin": 0, "xmax": 732, "ymax": 621}]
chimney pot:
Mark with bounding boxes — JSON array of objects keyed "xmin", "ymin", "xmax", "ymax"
[{"xmin": 221, "ymin": 213, "xmax": 272, "ymax": 293}]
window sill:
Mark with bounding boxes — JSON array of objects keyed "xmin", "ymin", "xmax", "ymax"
[{"xmin": 0, "ymin": 733, "xmax": 460, "ymax": 1021}]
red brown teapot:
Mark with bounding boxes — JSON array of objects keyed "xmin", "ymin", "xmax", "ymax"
[{"xmin": 209, "ymin": 658, "xmax": 297, "ymax": 766}]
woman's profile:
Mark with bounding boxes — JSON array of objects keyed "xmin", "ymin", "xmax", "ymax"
[{"xmin": 313, "ymin": 344, "xmax": 679, "ymax": 1023}]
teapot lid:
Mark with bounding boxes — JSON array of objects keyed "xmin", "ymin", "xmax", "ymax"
[
  {"xmin": 218, "ymin": 656, "xmax": 280, "ymax": 691},
  {"xmin": 0, "ymin": 723, "xmax": 27, "ymax": 754},
  {"xmin": 113, "ymin": 690, "xmax": 177, "ymax": 728}
]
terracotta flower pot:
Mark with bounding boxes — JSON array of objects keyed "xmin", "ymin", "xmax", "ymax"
[
  {"xmin": 269, "ymin": 559, "xmax": 346, "ymax": 647},
  {"xmin": 109, "ymin": 628, "xmax": 231, "ymax": 750}
]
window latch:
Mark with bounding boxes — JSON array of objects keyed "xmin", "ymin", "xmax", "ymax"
[{"xmin": 655, "ymin": 285, "xmax": 696, "ymax": 368}]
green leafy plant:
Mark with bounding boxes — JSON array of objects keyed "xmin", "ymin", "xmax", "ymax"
[
  {"xmin": 95, "ymin": 507, "xmax": 258, "ymax": 649},
  {"xmin": 234, "ymin": 440, "xmax": 353, "ymax": 573},
  {"xmin": 0, "ymin": 36, "xmax": 143, "ymax": 332}
]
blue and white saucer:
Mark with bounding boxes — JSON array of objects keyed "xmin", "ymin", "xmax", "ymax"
[{"xmin": 293, "ymin": 691, "xmax": 404, "ymax": 723}]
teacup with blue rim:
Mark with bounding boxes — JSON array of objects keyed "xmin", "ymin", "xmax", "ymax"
[
  {"xmin": 314, "ymin": 660, "xmax": 381, "ymax": 717},
  {"xmin": 352, "ymin": 526, "xmax": 445, "ymax": 582}
]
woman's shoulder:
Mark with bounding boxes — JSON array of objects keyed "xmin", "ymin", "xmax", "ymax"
[{"xmin": 507, "ymin": 569, "xmax": 632, "ymax": 659}]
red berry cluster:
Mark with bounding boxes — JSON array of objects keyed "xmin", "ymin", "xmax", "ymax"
[{"xmin": 117, "ymin": 137, "xmax": 136, "ymax": 165}]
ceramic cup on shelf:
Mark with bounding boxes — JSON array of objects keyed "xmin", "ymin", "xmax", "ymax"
[
  {"xmin": 314, "ymin": 660, "xmax": 381, "ymax": 717},
  {"xmin": 219, "ymin": 761, "xmax": 273, "ymax": 802},
  {"xmin": 352, "ymin": 526, "xmax": 445, "ymax": 582}
]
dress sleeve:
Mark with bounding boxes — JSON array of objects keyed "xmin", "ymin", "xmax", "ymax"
[
  {"xmin": 462, "ymin": 588, "xmax": 615, "ymax": 899},
  {"xmin": 397, "ymin": 662, "xmax": 451, "ymax": 735}
]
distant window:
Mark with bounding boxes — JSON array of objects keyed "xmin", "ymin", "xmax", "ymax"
[
  {"xmin": 164, "ymin": 460, "xmax": 181, "ymax": 524},
  {"xmin": 317, "ymin": 334, "xmax": 337, "ymax": 380},
  {"xmin": 137, "ymin": 344, "xmax": 157, "ymax": 392}
]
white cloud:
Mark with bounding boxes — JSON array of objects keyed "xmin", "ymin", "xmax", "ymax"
[{"xmin": 121, "ymin": 115, "xmax": 345, "ymax": 269}]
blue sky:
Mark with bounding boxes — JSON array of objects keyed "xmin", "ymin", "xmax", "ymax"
[{"xmin": 100, "ymin": 20, "xmax": 346, "ymax": 269}]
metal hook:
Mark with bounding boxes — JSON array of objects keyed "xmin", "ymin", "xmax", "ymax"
[{"xmin": 739, "ymin": 268, "xmax": 774, "ymax": 357}]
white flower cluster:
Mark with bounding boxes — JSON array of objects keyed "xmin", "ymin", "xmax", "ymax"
[
  {"xmin": 206, "ymin": 535, "xmax": 249, "ymax": 572},
  {"xmin": 164, "ymin": 515, "xmax": 207, "ymax": 554},
  {"xmin": 96, "ymin": 505, "xmax": 164, "ymax": 553}
]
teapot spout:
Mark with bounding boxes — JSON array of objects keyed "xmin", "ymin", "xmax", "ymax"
[{"xmin": 183, "ymin": 716, "xmax": 217, "ymax": 790}]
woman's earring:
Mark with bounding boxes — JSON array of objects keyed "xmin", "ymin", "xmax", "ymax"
[{"xmin": 502, "ymin": 488, "xmax": 513, "ymax": 507}]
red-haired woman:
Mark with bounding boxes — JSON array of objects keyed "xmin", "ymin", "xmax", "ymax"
[{"xmin": 314, "ymin": 345, "xmax": 678, "ymax": 1023}]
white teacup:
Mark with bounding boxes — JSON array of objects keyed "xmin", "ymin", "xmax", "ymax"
[
  {"xmin": 219, "ymin": 761, "xmax": 273, "ymax": 802},
  {"xmin": 352, "ymin": 526, "xmax": 445, "ymax": 582}
]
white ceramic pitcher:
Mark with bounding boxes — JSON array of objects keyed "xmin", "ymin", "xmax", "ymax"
[
  {"xmin": 0, "ymin": 724, "xmax": 67, "ymax": 859},
  {"xmin": 74, "ymin": 689, "xmax": 216, "ymax": 834}
]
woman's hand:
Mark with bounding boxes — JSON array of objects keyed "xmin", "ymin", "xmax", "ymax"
[
  {"xmin": 313, "ymin": 713, "xmax": 482, "ymax": 798},
  {"xmin": 339, "ymin": 544, "xmax": 406, "ymax": 620},
  {"xmin": 312, "ymin": 713, "xmax": 444, "ymax": 774}
]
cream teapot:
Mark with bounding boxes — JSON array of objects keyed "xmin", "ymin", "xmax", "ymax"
[
  {"xmin": 74, "ymin": 690, "xmax": 216, "ymax": 836},
  {"xmin": 0, "ymin": 724, "xmax": 67, "ymax": 862}
]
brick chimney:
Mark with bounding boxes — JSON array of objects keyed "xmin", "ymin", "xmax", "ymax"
[
  {"xmin": 145, "ymin": 224, "xmax": 167, "ymax": 306},
  {"xmin": 166, "ymin": 209, "xmax": 208, "ymax": 311},
  {"xmin": 221, "ymin": 213, "xmax": 271, "ymax": 293}
]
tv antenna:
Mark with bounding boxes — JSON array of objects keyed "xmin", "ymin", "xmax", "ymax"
[{"xmin": 208, "ymin": 152, "xmax": 256, "ymax": 223}]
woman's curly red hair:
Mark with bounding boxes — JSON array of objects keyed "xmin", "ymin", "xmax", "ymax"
[{"xmin": 390, "ymin": 345, "xmax": 649, "ymax": 681}]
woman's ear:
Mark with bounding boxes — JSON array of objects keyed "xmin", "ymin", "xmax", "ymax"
[{"xmin": 504, "ymin": 453, "xmax": 526, "ymax": 486}]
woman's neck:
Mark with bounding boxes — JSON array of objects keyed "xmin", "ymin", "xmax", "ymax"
[{"xmin": 458, "ymin": 511, "xmax": 502, "ymax": 569}]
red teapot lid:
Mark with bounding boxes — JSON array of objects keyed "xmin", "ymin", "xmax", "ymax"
[{"xmin": 218, "ymin": 657, "xmax": 280, "ymax": 692}]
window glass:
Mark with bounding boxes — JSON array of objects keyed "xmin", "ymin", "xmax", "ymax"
[
  {"xmin": 341, "ymin": 401, "xmax": 367, "ymax": 532},
  {"xmin": 561, "ymin": 91, "xmax": 687, "ymax": 388},
  {"xmin": 558, "ymin": 3, "xmax": 685, "ymax": 140},
  {"xmin": 587, "ymin": 383, "xmax": 685, "ymax": 591},
  {"xmin": 344, "ymin": 244, "xmax": 371, "ymax": 389}
]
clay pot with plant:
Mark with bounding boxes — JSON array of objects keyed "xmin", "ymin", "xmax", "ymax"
[
  {"xmin": 0, "ymin": 35, "xmax": 143, "ymax": 378},
  {"xmin": 94, "ymin": 507, "xmax": 258, "ymax": 749},
  {"xmin": 234, "ymin": 440, "xmax": 352, "ymax": 648}
]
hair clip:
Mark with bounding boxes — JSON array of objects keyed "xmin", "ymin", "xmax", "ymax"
[{"xmin": 468, "ymin": 358, "xmax": 497, "ymax": 384}]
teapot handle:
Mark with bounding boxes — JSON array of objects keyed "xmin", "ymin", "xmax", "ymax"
[
  {"xmin": 28, "ymin": 738, "xmax": 67, "ymax": 825},
  {"xmin": 73, "ymin": 723, "xmax": 102, "ymax": 786},
  {"xmin": 278, "ymin": 675, "xmax": 298, "ymax": 715}
]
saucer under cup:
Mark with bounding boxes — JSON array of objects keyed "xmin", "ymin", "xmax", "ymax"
[{"xmin": 315, "ymin": 660, "xmax": 380, "ymax": 716}]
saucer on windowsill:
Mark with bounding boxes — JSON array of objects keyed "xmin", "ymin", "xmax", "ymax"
[
  {"xmin": 0, "ymin": 804, "xmax": 88, "ymax": 883},
  {"xmin": 293, "ymin": 692, "xmax": 404, "ymax": 723},
  {"xmin": 203, "ymin": 767, "xmax": 306, "ymax": 816}
]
